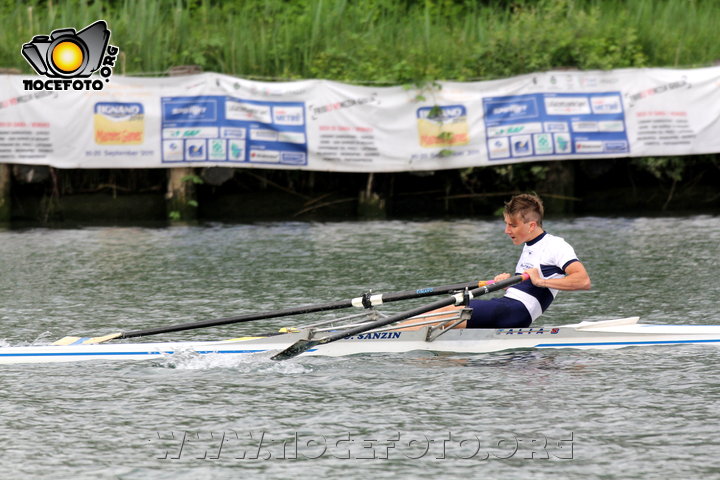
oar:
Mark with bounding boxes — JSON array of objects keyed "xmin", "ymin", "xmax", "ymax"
[
  {"xmin": 52, "ymin": 279, "xmax": 500, "ymax": 345},
  {"xmin": 271, "ymin": 273, "xmax": 529, "ymax": 361}
]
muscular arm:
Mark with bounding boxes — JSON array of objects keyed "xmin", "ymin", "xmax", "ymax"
[{"xmin": 525, "ymin": 261, "xmax": 591, "ymax": 291}]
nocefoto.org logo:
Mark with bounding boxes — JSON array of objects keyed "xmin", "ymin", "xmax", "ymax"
[{"xmin": 21, "ymin": 20, "xmax": 119, "ymax": 91}]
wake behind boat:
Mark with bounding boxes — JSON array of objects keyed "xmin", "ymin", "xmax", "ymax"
[{"xmin": 3, "ymin": 316, "xmax": 720, "ymax": 365}]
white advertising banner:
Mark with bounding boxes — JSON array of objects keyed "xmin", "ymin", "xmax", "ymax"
[{"xmin": 1, "ymin": 67, "xmax": 719, "ymax": 172}]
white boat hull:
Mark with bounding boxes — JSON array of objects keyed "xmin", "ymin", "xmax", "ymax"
[{"xmin": 3, "ymin": 317, "xmax": 720, "ymax": 364}]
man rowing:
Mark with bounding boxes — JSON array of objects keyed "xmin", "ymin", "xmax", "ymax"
[{"xmin": 403, "ymin": 193, "xmax": 591, "ymax": 329}]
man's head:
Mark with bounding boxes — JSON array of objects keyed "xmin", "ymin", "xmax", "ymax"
[
  {"xmin": 504, "ymin": 193, "xmax": 544, "ymax": 226},
  {"xmin": 503, "ymin": 194, "xmax": 544, "ymax": 245}
]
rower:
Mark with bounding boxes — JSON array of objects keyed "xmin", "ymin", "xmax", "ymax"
[{"xmin": 400, "ymin": 194, "xmax": 591, "ymax": 330}]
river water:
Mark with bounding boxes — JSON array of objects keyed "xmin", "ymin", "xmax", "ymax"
[{"xmin": 1, "ymin": 215, "xmax": 719, "ymax": 479}]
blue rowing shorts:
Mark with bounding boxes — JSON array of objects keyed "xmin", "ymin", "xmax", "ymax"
[{"xmin": 466, "ymin": 297, "xmax": 532, "ymax": 328}]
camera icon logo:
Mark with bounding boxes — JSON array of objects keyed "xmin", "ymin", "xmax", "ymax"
[{"xmin": 21, "ymin": 20, "xmax": 110, "ymax": 78}]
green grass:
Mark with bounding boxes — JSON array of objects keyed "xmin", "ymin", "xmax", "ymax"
[{"xmin": 2, "ymin": 0, "xmax": 719, "ymax": 82}]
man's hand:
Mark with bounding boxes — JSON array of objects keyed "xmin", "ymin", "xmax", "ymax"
[
  {"xmin": 523, "ymin": 267, "xmax": 544, "ymax": 287},
  {"xmin": 493, "ymin": 273, "xmax": 511, "ymax": 282}
]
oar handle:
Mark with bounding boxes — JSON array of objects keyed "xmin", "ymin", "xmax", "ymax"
[
  {"xmin": 323, "ymin": 274, "xmax": 527, "ymax": 344},
  {"xmin": 271, "ymin": 274, "xmax": 529, "ymax": 360},
  {"xmin": 350, "ymin": 280, "xmax": 494, "ymax": 308}
]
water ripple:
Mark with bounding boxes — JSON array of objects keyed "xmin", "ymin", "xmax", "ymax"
[{"xmin": 1, "ymin": 217, "xmax": 719, "ymax": 478}]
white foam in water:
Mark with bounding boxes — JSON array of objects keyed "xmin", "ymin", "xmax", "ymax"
[
  {"xmin": 31, "ymin": 331, "xmax": 55, "ymax": 345},
  {"xmin": 0, "ymin": 331, "xmax": 53, "ymax": 348},
  {"xmin": 154, "ymin": 347, "xmax": 313, "ymax": 374}
]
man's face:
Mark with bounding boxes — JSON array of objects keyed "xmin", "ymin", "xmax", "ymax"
[{"xmin": 503, "ymin": 214, "xmax": 538, "ymax": 245}]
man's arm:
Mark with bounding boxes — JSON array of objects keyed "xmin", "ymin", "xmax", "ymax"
[{"xmin": 525, "ymin": 261, "xmax": 591, "ymax": 291}]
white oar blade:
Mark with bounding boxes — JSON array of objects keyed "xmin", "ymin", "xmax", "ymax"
[
  {"xmin": 52, "ymin": 332, "xmax": 122, "ymax": 346},
  {"xmin": 84, "ymin": 333, "xmax": 123, "ymax": 344}
]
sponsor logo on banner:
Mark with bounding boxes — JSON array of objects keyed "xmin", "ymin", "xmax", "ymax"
[
  {"xmin": 510, "ymin": 135, "xmax": 533, "ymax": 156},
  {"xmin": 229, "ymin": 140, "xmax": 245, "ymax": 161},
  {"xmin": 599, "ymin": 121, "xmax": 625, "ymax": 132},
  {"xmin": 554, "ymin": 133, "xmax": 572, "ymax": 154},
  {"xmin": 273, "ymin": 106, "xmax": 304, "ymax": 125},
  {"xmin": 162, "ymin": 140, "xmax": 183, "ymax": 161},
  {"xmin": 208, "ymin": 139, "xmax": 227, "ymax": 161},
  {"xmin": 533, "ymin": 133, "xmax": 554, "ymax": 155},
  {"xmin": 484, "ymin": 97, "xmax": 539, "ymax": 122},
  {"xmin": 281, "ymin": 152, "xmax": 306, "ymax": 164},
  {"xmin": 250, "ymin": 129, "xmax": 279, "ymax": 142},
  {"xmin": 543, "ymin": 122, "xmax": 568, "ymax": 133},
  {"xmin": 163, "ymin": 98, "xmax": 218, "ymax": 123},
  {"xmin": 488, "ymin": 125, "xmax": 524, "ymax": 137},
  {"xmin": 488, "ymin": 137, "xmax": 510, "ymax": 159},
  {"xmin": 163, "ymin": 127, "xmax": 218, "ymax": 139},
  {"xmin": 185, "ymin": 140, "xmax": 206, "ymax": 160},
  {"xmin": 574, "ymin": 140, "xmax": 604, "ymax": 153},
  {"xmin": 487, "ymin": 122, "xmax": 542, "ymax": 137},
  {"xmin": 21, "ymin": 20, "xmax": 119, "ymax": 91},
  {"xmin": 544, "ymin": 96, "xmax": 591, "ymax": 115},
  {"xmin": 604, "ymin": 141, "xmax": 629, "ymax": 153},
  {"xmin": 250, "ymin": 149, "xmax": 280, "ymax": 163},
  {"xmin": 278, "ymin": 131, "xmax": 306, "ymax": 144},
  {"xmin": 571, "ymin": 121, "xmax": 599, "ymax": 132},
  {"xmin": 226, "ymin": 100, "xmax": 272, "ymax": 123},
  {"xmin": 590, "ymin": 95, "xmax": 622, "ymax": 114},
  {"xmin": 221, "ymin": 127, "xmax": 246, "ymax": 139},
  {"xmin": 94, "ymin": 102, "xmax": 144, "ymax": 145},
  {"xmin": 417, "ymin": 105, "xmax": 469, "ymax": 148}
]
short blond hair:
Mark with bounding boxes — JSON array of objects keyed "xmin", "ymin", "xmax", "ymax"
[{"xmin": 504, "ymin": 194, "xmax": 544, "ymax": 226}]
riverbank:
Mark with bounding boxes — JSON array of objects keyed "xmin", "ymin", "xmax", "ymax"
[{"xmin": 3, "ymin": 158, "xmax": 718, "ymax": 226}]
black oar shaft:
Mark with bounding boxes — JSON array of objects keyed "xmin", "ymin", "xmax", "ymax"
[
  {"xmin": 120, "ymin": 300, "xmax": 352, "ymax": 339},
  {"xmin": 352, "ymin": 280, "xmax": 487, "ymax": 307},
  {"xmin": 119, "ymin": 280, "xmax": 489, "ymax": 339},
  {"xmin": 271, "ymin": 274, "xmax": 528, "ymax": 360}
]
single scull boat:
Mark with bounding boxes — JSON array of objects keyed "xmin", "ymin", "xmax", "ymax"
[{"xmin": 2, "ymin": 317, "xmax": 720, "ymax": 364}]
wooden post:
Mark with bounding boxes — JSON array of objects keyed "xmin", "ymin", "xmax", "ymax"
[
  {"xmin": 0, "ymin": 164, "xmax": 10, "ymax": 224},
  {"xmin": 358, "ymin": 172, "xmax": 386, "ymax": 218},
  {"xmin": 165, "ymin": 65, "xmax": 203, "ymax": 224},
  {"xmin": 166, "ymin": 168, "xmax": 198, "ymax": 223}
]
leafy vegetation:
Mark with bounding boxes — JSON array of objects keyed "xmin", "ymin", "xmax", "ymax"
[{"xmin": 3, "ymin": 0, "xmax": 720, "ymax": 79}]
